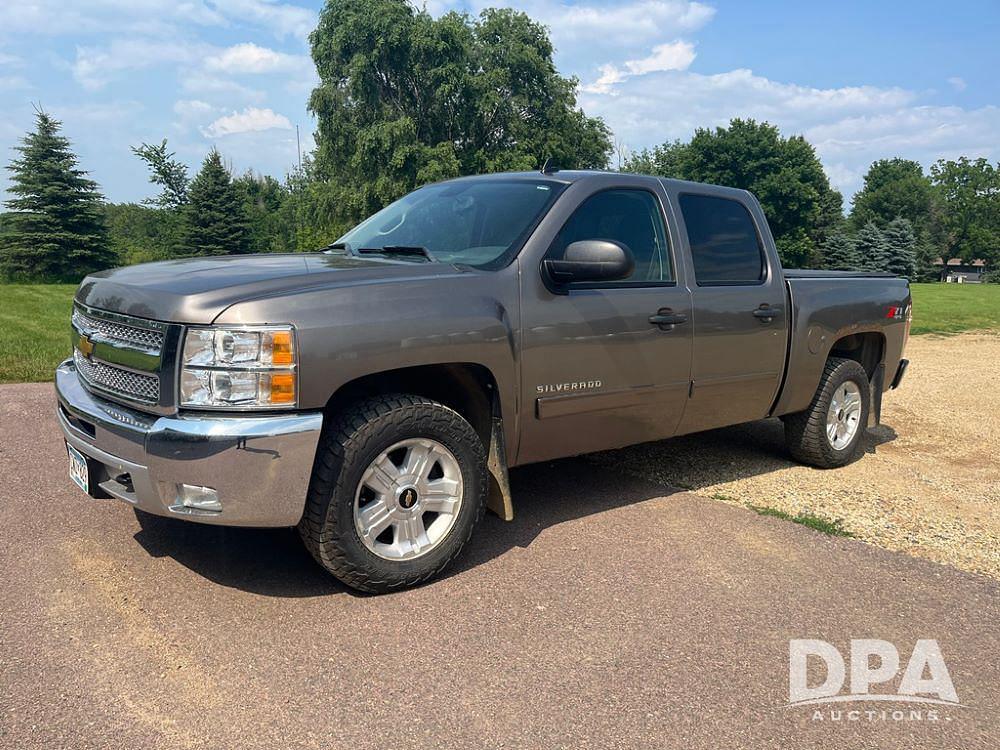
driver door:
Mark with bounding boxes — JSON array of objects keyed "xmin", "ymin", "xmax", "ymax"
[{"xmin": 516, "ymin": 183, "xmax": 694, "ymax": 464}]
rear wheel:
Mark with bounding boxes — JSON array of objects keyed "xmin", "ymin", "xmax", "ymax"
[
  {"xmin": 299, "ymin": 394, "xmax": 487, "ymax": 593},
  {"xmin": 783, "ymin": 357, "xmax": 870, "ymax": 468}
]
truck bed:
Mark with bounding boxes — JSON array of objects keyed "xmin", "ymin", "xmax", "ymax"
[{"xmin": 782, "ymin": 269, "xmax": 897, "ymax": 279}]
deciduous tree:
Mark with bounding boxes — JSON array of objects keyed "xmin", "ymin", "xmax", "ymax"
[
  {"xmin": 308, "ymin": 0, "xmax": 611, "ymax": 232},
  {"xmin": 622, "ymin": 119, "xmax": 842, "ymax": 268},
  {"xmin": 930, "ymin": 156, "xmax": 1000, "ymax": 265},
  {"xmin": 850, "ymin": 159, "xmax": 936, "ymax": 233},
  {"xmin": 132, "ymin": 139, "xmax": 190, "ymax": 210}
]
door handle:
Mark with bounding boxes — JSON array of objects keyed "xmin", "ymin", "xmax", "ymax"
[
  {"xmin": 752, "ymin": 306, "xmax": 782, "ymax": 320},
  {"xmin": 649, "ymin": 309, "xmax": 688, "ymax": 329}
]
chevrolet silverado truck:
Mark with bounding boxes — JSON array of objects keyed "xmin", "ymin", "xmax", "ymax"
[{"xmin": 56, "ymin": 170, "xmax": 911, "ymax": 592}]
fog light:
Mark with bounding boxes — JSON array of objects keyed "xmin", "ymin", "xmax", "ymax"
[{"xmin": 176, "ymin": 484, "xmax": 222, "ymax": 512}]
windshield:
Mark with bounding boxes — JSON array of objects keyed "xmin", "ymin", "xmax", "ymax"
[{"xmin": 337, "ymin": 179, "xmax": 562, "ymax": 268}]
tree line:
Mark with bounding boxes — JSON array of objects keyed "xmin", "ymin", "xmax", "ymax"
[{"xmin": 2, "ymin": 0, "xmax": 998, "ymax": 282}]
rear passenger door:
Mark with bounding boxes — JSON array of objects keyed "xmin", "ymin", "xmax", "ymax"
[{"xmin": 672, "ymin": 190, "xmax": 788, "ymax": 435}]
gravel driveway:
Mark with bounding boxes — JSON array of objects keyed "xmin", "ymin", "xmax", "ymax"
[{"xmin": 591, "ymin": 331, "xmax": 1000, "ymax": 579}]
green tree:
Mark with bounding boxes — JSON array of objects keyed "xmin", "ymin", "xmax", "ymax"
[
  {"xmin": 913, "ymin": 231, "xmax": 941, "ymax": 282},
  {"xmin": 882, "ymin": 217, "xmax": 917, "ymax": 278},
  {"xmin": 1, "ymin": 110, "xmax": 113, "ymax": 281},
  {"xmin": 821, "ymin": 230, "xmax": 862, "ymax": 271},
  {"xmin": 621, "ymin": 140, "xmax": 687, "ymax": 177},
  {"xmin": 104, "ymin": 202, "xmax": 183, "ymax": 265},
  {"xmin": 132, "ymin": 139, "xmax": 190, "ymax": 209},
  {"xmin": 622, "ymin": 119, "xmax": 842, "ymax": 268},
  {"xmin": 850, "ymin": 158, "xmax": 936, "ymax": 233},
  {"xmin": 182, "ymin": 149, "xmax": 250, "ymax": 256},
  {"xmin": 930, "ymin": 156, "xmax": 1000, "ymax": 265},
  {"xmin": 855, "ymin": 221, "xmax": 891, "ymax": 272},
  {"xmin": 234, "ymin": 171, "xmax": 294, "ymax": 253},
  {"xmin": 308, "ymin": 0, "xmax": 611, "ymax": 232}
]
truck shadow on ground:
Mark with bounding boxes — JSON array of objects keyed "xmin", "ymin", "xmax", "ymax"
[{"xmin": 130, "ymin": 417, "xmax": 897, "ymax": 598}]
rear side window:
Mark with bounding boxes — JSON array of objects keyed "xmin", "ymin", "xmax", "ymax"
[{"xmin": 679, "ymin": 194, "xmax": 765, "ymax": 285}]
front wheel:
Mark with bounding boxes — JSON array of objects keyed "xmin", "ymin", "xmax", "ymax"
[
  {"xmin": 782, "ymin": 357, "xmax": 871, "ymax": 469},
  {"xmin": 299, "ymin": 394, "xmax": 487, "ymax": 593}
]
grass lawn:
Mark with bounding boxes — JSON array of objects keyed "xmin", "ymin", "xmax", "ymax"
[
  {"xmin": 908, "ymin": 282, "xmax": 1000, "ymax": 335},
  {"xmin": 0, "ymin": 284, "xmax": 76, "ymax": 384},
  {"xmin": 0, "ymin": 280, "xmax": 998, "ymax": 383}
]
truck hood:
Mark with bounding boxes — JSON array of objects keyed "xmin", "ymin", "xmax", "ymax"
[{"xmin": 76, "ymin": 253, "xmax": 464, "ymax": 323}]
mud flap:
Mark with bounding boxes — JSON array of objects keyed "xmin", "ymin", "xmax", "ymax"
[
  {"xmin": 869, "ymin": 363, "xmax": 884, "ymax": 427},
  {"xmin": 486, "ymin": 414, "xmax": 514, "ymax": 521}
]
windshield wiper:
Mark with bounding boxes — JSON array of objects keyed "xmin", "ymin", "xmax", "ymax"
[{"xmin": 357, "ymin": 245, "xmax": 436, "ymax": 262}]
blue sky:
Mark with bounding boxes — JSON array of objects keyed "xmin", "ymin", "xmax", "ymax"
[{"xmin": 1, "ymin": 0, "xmax": 997, "ymax": 205}]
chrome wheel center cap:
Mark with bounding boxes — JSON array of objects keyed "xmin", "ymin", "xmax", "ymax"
[{"xmin": 397, "ymin": 485, "xmax": 419, "ymax": 510}]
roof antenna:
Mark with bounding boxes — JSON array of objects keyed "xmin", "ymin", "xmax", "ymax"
[{"xmin": 540, "ymin": 157, "xmax": 559, "ymax": 175}]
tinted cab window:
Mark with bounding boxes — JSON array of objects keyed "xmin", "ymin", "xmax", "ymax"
[
  {"xmin": 549, "ymin": 189, "xmax": 672, "ymax": 283},
  {"xmin": 679, "ymin": 194, "xmax": 765, "ymax": 285}
]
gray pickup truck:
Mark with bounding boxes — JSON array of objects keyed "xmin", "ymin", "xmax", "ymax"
[{"xmin": 56, "ymin": 169, "xmax": 911, "ymax": 592}]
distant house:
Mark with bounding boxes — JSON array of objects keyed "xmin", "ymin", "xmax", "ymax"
[{"xmin": 934, "ymin": 257, "xmax": 989, "ymax": 283}]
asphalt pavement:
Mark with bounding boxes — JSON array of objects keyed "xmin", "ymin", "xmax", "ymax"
[{"xmin": 1, "ymin": 382, "xmax": 998, "ymax": 749}]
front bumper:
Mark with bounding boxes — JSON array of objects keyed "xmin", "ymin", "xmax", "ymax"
[{"xmin": 55, "ymin": 359, "xmax": 323, "ymax": 527}]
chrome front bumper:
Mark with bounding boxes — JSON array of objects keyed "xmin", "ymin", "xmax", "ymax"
[{"xmin": 55, "ymin": 359, "xmax": 324, "ymax": 527}]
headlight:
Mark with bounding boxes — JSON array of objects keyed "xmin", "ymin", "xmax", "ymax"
[{"xmin": 180, "ymin": 326, "xmax": 297, "ymax": 409}]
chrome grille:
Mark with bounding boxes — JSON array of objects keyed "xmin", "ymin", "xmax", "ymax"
[
  {"xmin": 74, "ymin": 349, "xmax": 160, "ymax": 404},
  {"xmin": 72, "ymin": 307, "xmax": 164, "ymax": 353}
]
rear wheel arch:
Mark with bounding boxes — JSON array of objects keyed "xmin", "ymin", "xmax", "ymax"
[{"xmin": 827, "ymin": 331, "xmax": 886, "ymax": 381}]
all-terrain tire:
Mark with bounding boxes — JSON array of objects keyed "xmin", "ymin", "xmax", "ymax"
[
  {"xmin": 782, "ymin": 357, "xmax": 871, "ymax": 469},
  {"xmin": 299, "ymin": 394, "xmax": 487, "ymax": 594}
]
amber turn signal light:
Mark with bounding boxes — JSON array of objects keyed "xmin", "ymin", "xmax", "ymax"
[{"xmin": 270, "ymin": 331, "xmax": 294, "ymax": 365}]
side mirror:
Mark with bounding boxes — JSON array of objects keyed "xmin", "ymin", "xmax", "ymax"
[{"xmin": 543, "ymin": 239, "xmax": 635, "ymax": 286}]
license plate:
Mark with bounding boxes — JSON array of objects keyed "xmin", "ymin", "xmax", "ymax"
[{"xmin": 67, "ymin": 442, "xmax": 90, "ymax": 494}]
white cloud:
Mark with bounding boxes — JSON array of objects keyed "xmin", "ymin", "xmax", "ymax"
[
  {"xmin": 580, "ymin": 65, "xmax": 998, "ymax": 198},
  {"xmin": 73, "ymin": 39, "xmax": 206, "ymax": 90},
  {"xmin": 947, "ymin": 76, "xmax": 967, "ymax": 92},
  {"xmin": 171, "ymin": 98, "xmax": 219, "ymax": 133},
  {"xmin": 0, "ymin": 75, "xmax": 31, "ymax": 91},
  {"xmin": 509, "ymin": 0, "xmax": 713, "ymax": 44},
  {"xmin": 583, "ymin": 40, "xmax": 695, "ymax": 93},
  {"xmin": 202, "ymin": 106, "xmax": 292, "ymax": 137},
  {"xmin": 439, "ymin": 0, "xmax": 712, "ymax": 76},
  {"xmin": 0, "ymin": 1, "xmax": 223, "ymax": 36},
  {"xmin": 208, "ymin": 0, "xmax": 316, "ymax": 39},
  {"xmin": 0, "ymin": 0, "xmax": 314, "ymax": 39},
  {"xmin": 205, "ymin": 42, "xmax": 310, "ymax": 74},
  {"xmin": 179, "ymin": 73, "xmax": 266, "ymax": 102}
]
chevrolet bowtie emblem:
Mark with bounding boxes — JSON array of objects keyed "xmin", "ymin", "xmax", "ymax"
[{"xmin": 77, "ymin": 334, "xmax": 95, "ymax": 358}]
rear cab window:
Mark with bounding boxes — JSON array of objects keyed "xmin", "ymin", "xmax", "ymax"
[{"xmin": 678, "ymin": 193, "xmax": 766, "ymax": 285}]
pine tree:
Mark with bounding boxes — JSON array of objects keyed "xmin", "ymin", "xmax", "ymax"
[
  {"xmin": 855, "ymin": 222, "xmax": 891, "ymax": 272},
  {"xmin": 882, "ymin": 217, "xmax": 917, "ymax": 278},
  {"xmin": 821, "ymin": 230, "xmax": 862, "ymax": 271},
  {"xmin": 182, "ymin": 149, "xmax": 250, "ymax": 256},
  {"xmin": 1, "ymin": 110, "xmax": 113, "ymax": 281},
  {"xmin": 913, "ymin": 230, "xmax": 941, "ymax": 282}
]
